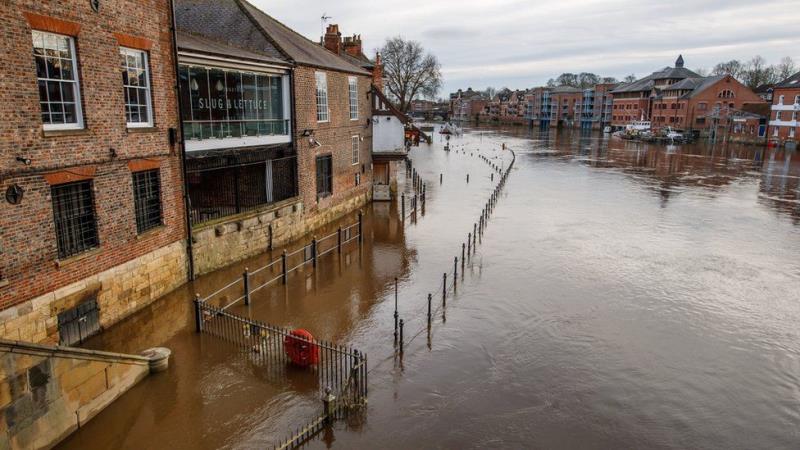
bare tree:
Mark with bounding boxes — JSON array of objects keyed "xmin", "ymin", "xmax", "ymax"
[
  {"xmin": 379, "ymin": 36, "xmax": 442, "ymax": 113},
  {"xmin": 711, "ymin": 60, "xmax": 743, "ymax": 79},
  {"xmin": 742, "ymin": 55, "xmax": 777, "ymax": 88},
  {"xmin": 601, "ymin": 76, "xmax": 619, "ymax": 84},
  {"xmin": 694, "ymin": 67, "xmax": 709, "ymax": 77},
  {"xmin": 775, "ymin": 56, "xmax": 797, "ymax": 81},
  {"xmin": 483, "ymin": 86, "xmax": 497, "ymax": 99},
  {"xmin": 546, "ymin": 78, "xmax": 557, "ymax": 87},
  {"xmin": 623, "ymin": 74, "xmax": 637, "ymax": 83},
  {"xmin": 578, "ymin": 72, "xmax": 601, "ymax": 89},
  {"xmin": 555, "ymin": 73, "xmax": 578, "ymax": 87}
]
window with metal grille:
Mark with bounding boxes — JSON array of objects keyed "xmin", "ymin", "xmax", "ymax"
[
  {"xmin": 32, "ymin": 30, "xmax": 83, "ymax": 130},
  {"xmin": 351, "ymin": 135, "xmax": 359, "ymax": 164},
  {"xmin": 315, "ymin": 72, "xmax": 329, "ymax": 122},
  {"xmin": 51, "ymin": 181, "xmax": 99, "ymax": 259},
  {"xmin": 316, "ymin": 154, "xmax": 332, "ymax": 197},
  {"xmin": 120, "ymin": 47, "xmax": 153, "ymax": 127},
  {"xmin": 133, "ymin": 169, "xmax": 163, "ymax": 233},
  {"xmin": 348, "ymin": 76, "xmax": 358, "ymax": 120}
]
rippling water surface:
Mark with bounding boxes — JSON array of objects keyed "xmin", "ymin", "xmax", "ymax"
[{"xmin": 61, "ymin": 126, "xmax": 800, "ymax": 450}]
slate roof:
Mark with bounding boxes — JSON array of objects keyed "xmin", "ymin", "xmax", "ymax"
[
  {"xmin": 339, "ymin": 51, "xmax": 375, "ymax": 71},
  {"xmin": 238, "ymin": 0, "xmax": 369, "ymax": 75},
  {"xmin": 175, "ymin": 0, "xmax": 287, "ymax": 63},
  {"xmin": 175, "ymin": 0, "xmax": 369, "ymax": 75},
  {"xmin": 775, "ymin": 71, "xmax": 800, "ymax": 89},
  {"xmin": 550, "ymin": 86, "xmax": 581, "ymax": 94},
  {"xmin": 611, "ymin": 65, "xmax": 701, "ymax": 94},
  {"xmin": 177, "ymin": 31, "xmax": 287, "ymax": 65}
]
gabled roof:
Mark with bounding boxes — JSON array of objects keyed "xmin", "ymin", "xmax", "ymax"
[
  {"xmin": 176, "ymin": 0, "xmax": 369, "ymax": 75},
  {"xmin": 550, "ymin": 86, "xmax": 581, "ymax": 94},
  {"xmin": 238, "ymin": 0, "xmax": 369, "ymax": 75},
  {"xmin": 679, "ymin": 75, "xmax": 726, "ymax": 99},
  {"xmin": 775, "ymin": 71, "xmax": 800, "ymax": 89},
  {"xmin": 175, "ymin": 0, "xmax": 287, "ymax": 63},
  {"xmin": 612, "ymin": 58, "xmax": 700, "ymax": 94},
  {"xmin": 339, "ymin": 51, "xmax": 374, "ymax": 71}
]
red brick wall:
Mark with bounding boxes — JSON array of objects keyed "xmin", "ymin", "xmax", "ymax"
[
  {"xmin": 685, "ymin": 76, "xmax": 765, "ymax": 131},
  {"xmin": 611, "ymin": 97, "xmax": 650, "ymax": 126},
  {"xmin": 0, "ymin": 1, "xmax": 185, "ymax": 310},
  {"xmin": 293, "ymin": 66, "xmax": 373, "ymax": 214}
]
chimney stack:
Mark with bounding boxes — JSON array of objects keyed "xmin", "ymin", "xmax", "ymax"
[
  {"xmin": 323, "ymin": 24, "xmax": 341, "ymax": 54},
  {"xmin": 373, "ymin": 52, "xmax": 384, "ymax": 91}
]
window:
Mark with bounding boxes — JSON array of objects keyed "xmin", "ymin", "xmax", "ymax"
[
  {"xmin": 776, "ymin": 111, "xmax": 782, "ymax": 120},
  {"xmin": 348, "ymin": 76, "xmax": 358, "ymax": 120},
  {"xmin": 698, "ymin": 103, "xmax": 707, "ymax": 110},
  {"xmin": 773, "ymin": 126, "xmax": 779, "ymax": 136},
  {"xmin": 51, "ymin": 181, "xmax": 99, "ymax": 259},
  {"xmin": 718, "ymin": 89, "xmax": 735, "ymax": 99},
  {"xmin": 315, "ymin": 72, "xmax": 329, "ymax": 122},
  {"xmin": 316, "ymin": 154, "xmax": 332, "ymax": 197},
  {"xmin": 696, "ymin": 117, "xmax": 706, "ymax": 125},
  {"xmin": 351, "ymin": 135, "xmax": 359, "ymax": 164},
  {"xmin": 179, "ymin": 65, "xmax": 287, "ymax": 141},
  {"xmin": 120, "ymin": 48, "xmax": 153, "ymax": 127},
  {"xmin": 795, "ymin": 95, "xmax": 800, "ymax": 105},
  {"xmin": 132, "ymin": 169, "xmax": 163, "ymax": 233},
  {"xmin": 779, "ymin": 95, "xmax": 785, "ymax": 104},
  {"xmin": 33, "ymin": 30, "xmax": 83, "ymax": 129}
]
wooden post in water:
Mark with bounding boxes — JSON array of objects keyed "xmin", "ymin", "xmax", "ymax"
[
  {"xmin": 467, "ymin": 233, "xmax": 471, "ymax": 255},
  {"xmin": 462, "ymin": 243, "xmax": 466, "ymax": 268},
  {"xmin": 401, "ymin": 193, "xmax": 405, "ymax": 218},
  {"xmin": 394, "ymin": 278, "xmax": 399, "ymax": 344},
  {"xmin": 268, "ymin": 224, "xmax": 273, "ymax": 251},
  {"xmin": 427, "ymin": 293, "xmax": 432, "ymax": 327},
  {"xmin": 442, "ymin": 272, "xmax": 447, "ymax": 306},
  {"xmin": 311, "ymin": 236, "xmax": 317, "ymax": 268},
  {"xmin": 454, "ymin": 256, "xmax": 458, "ymax": 280},
  {"xmin": 358, "ymin": 210, "xmax": 363, "ymax": 243},
  {"xmin": 399, "ymin": 319, "xmax": 404, "ymax": 353},
  {"xmin": 337, "ymin": 227, "xmax": 342, "ymax": 253}
]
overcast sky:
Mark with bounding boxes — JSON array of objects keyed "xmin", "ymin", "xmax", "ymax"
[{"xmin": 252, "ymin": 0, "xmax": 800, "ymax": 97}]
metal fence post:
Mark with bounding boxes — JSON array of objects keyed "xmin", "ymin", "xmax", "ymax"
[
  {"xmin": 337, "ymin": 227, "xmax": 342, "ymax": 253},
  {"xmin": 473, "ymin": 223, "xmax": 477, "ymax": 248},
  {"xmin": 394, "ymin": 278, "xmax": 399, "ymax": 344},
  {"xmin": 358, "ymin": 210, "xmax": 363, "ymax": 243},
  {"xmin": 462, "ymin": 243, "xmax": 466, "ymax": 268},
  {"xmin": 399, "ymin": 319, "xmax": 404, "ymax": 353},
  {"xmin": 193, "ymin": 293, "xmax": 203, "ymax": 332},
  {"xmin": 243, "ymin": 268, "xmax": 250, "ymax": 305},
  {"xmin": 427, "ymin": 293, "xmax": 432, "ymax": 327},
  {"xmin": 311, "ymin": 236, "xmax": 318, "ymax": 268},
  {"xmin": 281, "ymin": 250, "xmax": 288, "ymax": 284},
  {"xmin": 442, "ymin": 273, "xmax": 447, "ymax": 306},
  {"xmin": 454, "ymin": 256, "xmax": 458, "ymax": 280},
  {"xmin": 440, "ymin": 173, "xmax": 442, "ymax": 184},
  {"xmin": 466, "ymin": 173, "xmax": 469, "ymax": 183},
  {"xmin": 467, "ymin": 233, "xmax": 471, "ymax": 255},
  {"xmin": 268, "ymin": 224, "xmax": 273, "ymax": 251},
  {"xmin": 401, "ymin": 193, "xmax": 405, "ymax": 218}
]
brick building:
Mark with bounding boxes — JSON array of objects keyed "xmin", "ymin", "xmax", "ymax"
[
  {"xmin": 768, "ymin": 71, "xmax": 800, "ymax": 147},
  {"xmin": 0, "ymin": 1, "xmax": 188, "ymax": 344},
  {"xmin": 176, "ymin": 1, "xmax": 373, "ymax": 274},
  {"xmin": 577, "ymin": 83, "xmax": 616, "ymax": 130},
  {"xmin": 450, "ymin": 88, "xmax": 487, "ymax": 122}
]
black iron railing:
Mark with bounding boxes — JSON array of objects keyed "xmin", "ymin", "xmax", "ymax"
[{"xmin": 187, "ymin": 154, "xmax": 298, "ymax": 225}]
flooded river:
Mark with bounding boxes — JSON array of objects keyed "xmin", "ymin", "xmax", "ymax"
[{"xmin": 60, "ymin": 126, "xmax": 800, "ymax": 449}]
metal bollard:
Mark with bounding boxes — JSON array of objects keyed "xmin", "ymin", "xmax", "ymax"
[
  {"xmin": 243, "ymin": 268, "xmax": 250, "ymax": 305},
  {"xmin": 440, "ymin": 173, "xmax": 443, "ymax": 184},
  {"xmin": 466, "ymin": 174, "xmax": 470, "ymax": 183},
  {"xmin": 462, "ymin": 243, "xmax": 466, "ymax": 268},
  {"xmin": 401, "ymin": 193, "xmax": 405, "ymax": 218},
  {"xmin": 473, "ymin": 223, "xmax": 477, "ymax": 248},
  {"xmin": 337, "ymin": 227, "xmax": 342, "ymax": 253},
  {"xmin": 454, "ymin": 256, "xmax": 458, "ymax": 280},
  {"xmin": 394, "ymin": 278, "xmax": 399, "ymax": 343},
  {"xmin": 467, "ymin": 233, "xmax": 471, "ymax": 255}
]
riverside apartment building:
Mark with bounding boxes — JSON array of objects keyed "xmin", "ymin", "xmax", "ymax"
[{"xmin": 0, "ymin": 1, "xmax": 188, "ymax": 344}]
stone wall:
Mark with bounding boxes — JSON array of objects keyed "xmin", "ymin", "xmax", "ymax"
[
  {"xmin": 192, "ymin": 191, "xmax": 370, "ymax": 276},
  {"xmin": 0, "ymin": 241, "xmax": 187, "ymax": 345},
  {"xmin": 0, "ymin": 339, "xmax": 152, "ymax": 449}
]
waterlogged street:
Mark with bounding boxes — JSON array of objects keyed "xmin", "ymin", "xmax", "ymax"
[{"xmin": 61, "ymin": 126, "xmax": 800, "ymax": 449}]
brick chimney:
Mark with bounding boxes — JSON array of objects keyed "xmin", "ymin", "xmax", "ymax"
[
  {"xmin": 323, "ymin": 24, "xmax": 341, "ymax": 54},
  {"xmin": 373, "ymin": 52, "xmax": 384, "ymax": 90},
  {"xmin": 343, "ymin": 34, "xmax": 363, "ymax": 58}
]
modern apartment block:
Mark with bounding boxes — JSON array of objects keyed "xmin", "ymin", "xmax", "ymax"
[
  {"xmin": 0, "ymin": 0, "xmax": 188, "ymax": 344},
  {"xmin": 768, "ymin": 71, "xmax": 800, "ymax": 147},
  {"xmin": 577, "ymin": 83, "xmax": 616, "ymax": 130}
]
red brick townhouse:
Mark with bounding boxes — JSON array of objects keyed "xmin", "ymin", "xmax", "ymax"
[
  {"xmin": 0, "ymin": 1, "xmax": 188, "ymax": 344},
  {"xmin": 768, "ymin": 71, "xmax": 800, "ymax": 148},
  {"xmin": 610, "ymin": 55, "xmax": 701, "ymax": 129},
  {"xmin": 176, "ymin": 0, "xmax": 374, "ymax": 274}
]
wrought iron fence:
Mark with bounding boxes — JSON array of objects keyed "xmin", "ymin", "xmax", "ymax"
[{"xmin": 194, "ymin": 214, "xmax": 363, "ymax": 311}]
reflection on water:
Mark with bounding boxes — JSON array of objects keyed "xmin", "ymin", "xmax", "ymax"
[{"xmin": 59, "ymin": 126, "xmax": 800, "ymax": 450}]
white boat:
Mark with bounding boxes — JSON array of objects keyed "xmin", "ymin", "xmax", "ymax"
[
  {"xmin": 440, "ymin": 123, "xmax": 462, "ymax": 135},
  {"xmin": 625, "ymin": 120, "xmax": 651, "ymax": 132},
  {"xmin": 603, "ymin": 126, "xmax": 612, "ymax": 134}
]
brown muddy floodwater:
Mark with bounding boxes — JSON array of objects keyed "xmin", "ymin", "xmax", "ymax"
[{"xmin": 59, "ymin": 126, "xmax": 800, "ymax": 450}]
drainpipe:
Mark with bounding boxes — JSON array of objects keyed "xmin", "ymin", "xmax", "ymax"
[
  {"xmin": 168, "ymin": 0, "xmax": 195, "ymax": 281},
  {"xmin": 289, "ymin": 69, "xmax": 298, "ymax": 198}
]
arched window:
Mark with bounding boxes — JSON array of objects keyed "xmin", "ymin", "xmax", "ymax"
[{"xmin": 718, "ymin": 89, "xmax": 735, "ymax": 99}]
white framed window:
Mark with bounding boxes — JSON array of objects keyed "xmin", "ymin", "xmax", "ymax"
[
  {"xmin": 33, "ymin": 30, "xmax": 83, "ymax": 130},
  {"xmin": 790, "ymin": 128, "xmax": 795, "ymax": 138},
  {"xmin": 773, "ymin": 126, "xmax": 779, "ymax": 136},
  {"xmin": 795, "ymin": 95, "xmax": 800, "ymax": 105},
  {"xmin": 120, "ymin": 47, "xmax": 153, "ymax": 127},
  {"xmin": 351, "ymin": 135, "xmax": 359, "ymax": 164},
  {"xmin": 315, "ymin": 72, "xmax": 329, "ymax": 122},
  {"xmin": 779, "ymin": 95, "xmax": 785, "ymax": 104},
  {"xmin": 348, "ymin": 76, "xmax": 358, "ymax": 120}
]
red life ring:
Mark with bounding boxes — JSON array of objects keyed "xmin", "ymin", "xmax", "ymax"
[{"xmin": 283, "ymin": 329, "xmax": 319, "ymax": 367}]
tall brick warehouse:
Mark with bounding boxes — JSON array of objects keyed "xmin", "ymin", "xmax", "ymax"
[{"xmin": 0, "ymin": 1, "xmax": 188, "ymax": 344}]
